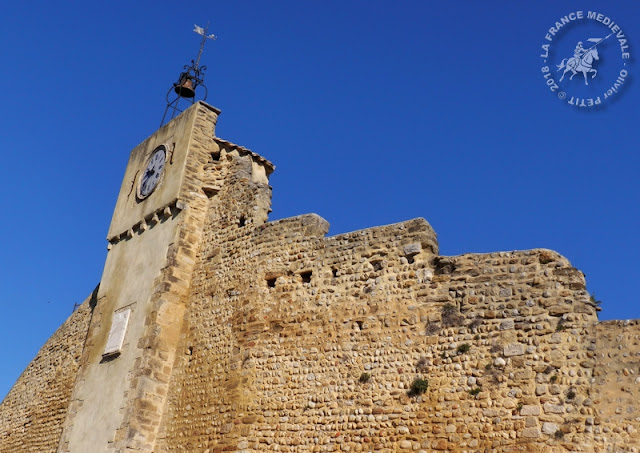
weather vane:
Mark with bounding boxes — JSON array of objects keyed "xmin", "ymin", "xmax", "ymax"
[{"xmin": 161, "ymin": 23, "xmax": 217, "ymax": 126}]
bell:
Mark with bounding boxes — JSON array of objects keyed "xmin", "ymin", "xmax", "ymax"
[{"xmin": 174, "ymin": 75, "xmax": 195, "ymax": 98}]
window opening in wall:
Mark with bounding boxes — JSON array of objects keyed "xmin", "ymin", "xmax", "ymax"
[
  {"xmin": 356, "ymin": 320, "xmax": 364, "ymax": 330},
  {"xmin": 267, "ymin": 277, "xmax": 277, "ymax": 288},
  {"xmin": 188, "ymin": 346, "xmax": 194, "ymax": 363},
  {"xmin": 406, "ymin": 255, "xmax": 415, "ymax": 264},
  {"xmin": 210, "ymin": 151, "xmax": 220, "ymax": 161},
  {"xmin": 371, "ymin": 260, "xmax": 383, "ymax": 271},
  {"xmin": 332, "ymin": 268, "xmax": 338, "ymax": 278},
  {"xmin": 301, "ymin": 271, "xmax": 312, "ymax": 283},
  {"xmin": 239, "ymin": 216, "xmax": 246, "ymax": 227}
]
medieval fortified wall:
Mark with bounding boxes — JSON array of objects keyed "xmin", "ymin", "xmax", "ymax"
[{"xmin": 1, "ymin": 102, "xmax": 639, "ymax": 453}]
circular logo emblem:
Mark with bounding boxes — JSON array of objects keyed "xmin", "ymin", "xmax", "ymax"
[{"xmin": 540, "ymin": 11, "xmax": 631, "ymax": 108}]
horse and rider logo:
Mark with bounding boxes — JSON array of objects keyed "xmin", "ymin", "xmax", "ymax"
[
  {"xmin": 540, "ymin": 10, "xmax": 630, "ymax": 108},
  {"xmin": 556, "ymin": 35, "xmax": 611, "ymax": 85}
]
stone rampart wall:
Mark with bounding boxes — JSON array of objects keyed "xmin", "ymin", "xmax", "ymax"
[
  {"xmin": 156, "ymin": 196, "xmax": 610, "ymax": 453},
  {"xmin": 0, "ymin": 289, "xmax": 95, "ymax": 453}
]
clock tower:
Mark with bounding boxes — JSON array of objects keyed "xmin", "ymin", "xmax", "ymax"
[{"xmin": 57, "ymin": 101, "xmax": 274, "ymax": 452}]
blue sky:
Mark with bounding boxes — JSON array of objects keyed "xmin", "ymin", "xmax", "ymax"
[{"xmin": 0, "ymin": 1, "xmax": 638, "ymax": 399}]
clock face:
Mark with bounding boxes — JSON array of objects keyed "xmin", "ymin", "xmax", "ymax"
[{"xmin": 137, "ymin": 146, "xmax": 166, "ymax": 199}]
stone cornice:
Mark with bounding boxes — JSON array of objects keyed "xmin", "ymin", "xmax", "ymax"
[{"xmin": 107, "ymin": 199, "xmax": 186, "ymax": 248}]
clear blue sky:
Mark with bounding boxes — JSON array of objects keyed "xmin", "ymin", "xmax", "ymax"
[{"xmin": 1, "ymin": 1, "xmax": 638, "ymax": 399}]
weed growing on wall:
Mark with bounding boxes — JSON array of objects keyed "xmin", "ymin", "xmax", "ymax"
[
  {"xmin": 408, "ymin": 378, "xmax": 429, "ymax": 397},
  {"xmin": 441, "ymin": 304, "xmax": 464, "ymax": 327}
]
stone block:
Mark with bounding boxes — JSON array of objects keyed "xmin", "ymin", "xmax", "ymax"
[
  {"xmin": 543, "ymin": 403, "xmax": 564, "ymax": 414},
  {"xmin": 520, "ymin": 405, "xmax": 541, "ymax": 416},
  {"xmin": 403, "ymin": 243, "xmax": 422, "ymax": 255},
  {"xmin": 550, "ymin": 350, "xmax": 565, "ymax": 361},
  {"xmin": 522, "ymin": 427, "xmax": 541, "ymax": 438},
  {"xmin": 549, "ymin": 305, "xmax": 571, "ymax": 316},
  {"xmin": 500, "ymin": 320, "xmax": 515, "ymax": 330},
  {"xmin": 504, "ymin": 343, "xmax": 525, "ymax": 357}
]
